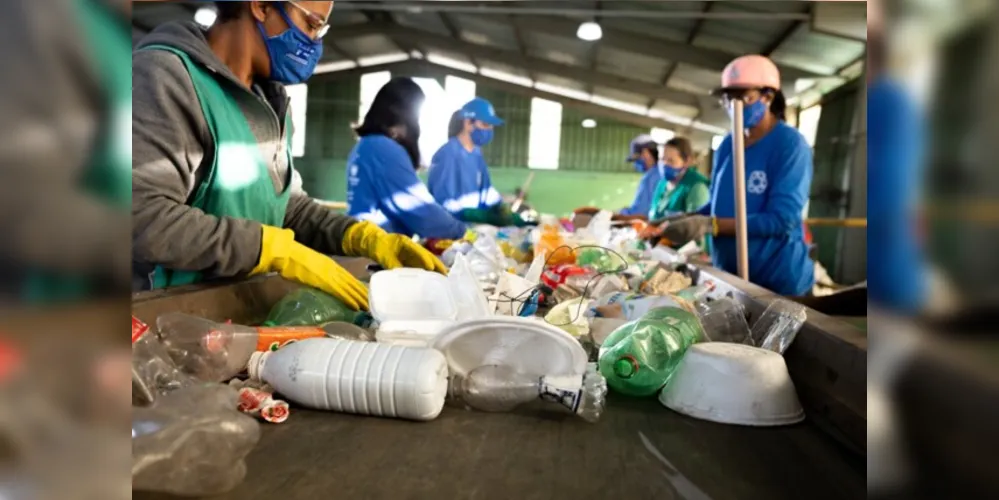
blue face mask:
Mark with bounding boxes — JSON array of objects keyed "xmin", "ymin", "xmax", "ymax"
[
  {"xmin": 662, "ymin": 163, "xmax": 685, "ymax": 182},
  {"xmin": 256, "ymin": 6, "xmax": 324, "ymax": 84},
  {"xmin": 470, "ymin": 127, "xmax": 494, "ymax": 147},
  {"xmin": 633, "ymin": 160, "xmax": 646, "ymax": 173},
  {"xmin": 728, "ymin": 99, "xmax": 769, "ymax": 129}
]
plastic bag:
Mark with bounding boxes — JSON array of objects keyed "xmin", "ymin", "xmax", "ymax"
[
  {"xmin": 264, "ymin": 287, "xmax": 359, "ymax": 326},
  {"xmin": 536, "ymin": 225, "xmax": 575, "ymax": 266},
  {"xmin": 544, "ymin": 297, "xmax": 591, "ymax": 338},
  {"xmin": 576, "ymin": 247, "xmax": 625, "ymax": 273},
  {"xmin": 132, "ymin": 385, "xmax": 261, "ymax": 497},
  {"xmin": 752, "ymin": 299, "xmax": 808, "ymax": 354}
]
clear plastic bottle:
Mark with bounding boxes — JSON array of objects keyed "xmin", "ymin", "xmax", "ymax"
[
  {"xmin": 451, "ymin": 364, "xmax": 607, "ymax": 423},
  {"xmin": 597, "ymin": 311, "xmax": 704, "ymax": 397},
  {"xmin": 695, "ymin": 298, "xmax": 753, "ymax": 344},
  {"xmin": 752, "ymin": 299, "xmax": 808, "ymax": 354},
  {"xmin": 248, "ymin": 337, "xmax": 448, "ymax": 421},
  {"xmin": 156, "ymin": 313, "xmax": 373, "ymax": 383}
]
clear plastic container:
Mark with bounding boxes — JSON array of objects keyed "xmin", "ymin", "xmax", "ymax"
[
  {"xmin": 450, "ymin": 363, "xmax": 607, "ymax": 422},
  {"xmin": 695, "ymin": 298, "xmax": 753, "ymax": 344},
  {"xmin": 752, "ymin": 299, "xmax": 808, "ymax": 355},
  {"xmin": 248, "ymin": 337, "xmax": 448, "ymax": 421}
]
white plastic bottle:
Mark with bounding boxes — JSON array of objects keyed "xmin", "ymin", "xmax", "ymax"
[{"xmin": 247, "ymin": 337, "xmax": 448, "ymax": 421}]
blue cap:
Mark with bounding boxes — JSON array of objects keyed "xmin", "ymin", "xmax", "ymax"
[{"xmin": 460, "ymin": 98, "xmax": 504, "ymax": 126}]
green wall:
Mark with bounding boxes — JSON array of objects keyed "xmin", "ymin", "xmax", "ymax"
[{"xmin": 296, "ymin": 73, "xmax": 651, "ymax": 215}]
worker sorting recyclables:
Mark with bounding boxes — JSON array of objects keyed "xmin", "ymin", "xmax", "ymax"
[
  {"xmin": 643, "ymin": 55, "xmax": 815, "ymax": 296},
  {"xmin": 427, "ymin": 98, "xmax": 537, "ymax": 228},
  {"xmin": 574, "ymin": 134, "xmax": 666, "ymax": 223},
  {"xmin": 131, "ymin": 1, "xmax": 448, "ymax": 311}
]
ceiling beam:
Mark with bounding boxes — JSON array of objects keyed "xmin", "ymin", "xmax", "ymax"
[
  {"xmin": 334, "ymin": 21, "xmax": 716, "ymax": 111},
  {"xmin": 763, "ymin": 4, "xmax": 813, "ymax": 56},
  {"xmin": 647, "ymin": 1, "xmax": 715, "ymax": 109},
  {"xmin": 508, "ymin": 14, "xmax": 535, "ymax": 81},
  {"xmin": 309, "ymin": 59, "xmax": 719, "ymax": 146},
  {"xmin": 504, "ymin": 15, "xmax": 830, "ymax": 80},
  {"xmin": 439, "ymin": 12, "xmax": 480, "ymax": 69}
]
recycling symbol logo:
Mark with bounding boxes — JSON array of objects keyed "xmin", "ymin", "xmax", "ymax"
[{"xmin": 748, "ymin": 170, "xmax": 768, "ymax": 195}]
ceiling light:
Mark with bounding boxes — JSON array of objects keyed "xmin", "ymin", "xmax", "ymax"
[
  {"xmin": 576, "ymin": 21, "xmax": 603, "ymax": 41},
  {"xmin": 194, "ymin": 6, "xmax": 218, "ymax": 28},
  {"xmin": 582, "ymin": 119, "xmax": 597, "ymax": 128}
]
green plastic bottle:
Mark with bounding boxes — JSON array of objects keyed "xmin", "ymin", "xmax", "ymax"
[
  {"xmin": 597, "ymin": 308, "xmax": 704, "ymax": 396},
  {"xmin": 263, "ymin": 288, "xmax": 360, "ymax": 327}
]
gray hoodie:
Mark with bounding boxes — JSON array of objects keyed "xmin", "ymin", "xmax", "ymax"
[{"xmin": 132, "ymin": 21, "xmax": 357, "ymax": 289}]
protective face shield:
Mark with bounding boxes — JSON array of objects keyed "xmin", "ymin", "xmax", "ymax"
[{"xmin": 256, "ymin": 4, "xmax": 325, "ymax": 84}]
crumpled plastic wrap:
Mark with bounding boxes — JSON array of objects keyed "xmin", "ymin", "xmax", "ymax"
[
  {"xmin": 544, "ymin": 297, "xmax": 592, "ymax": 338},
  {"xmin": 640, "ymin": 268, "xmax": 693, "ymax": 295},
  {"xmin": 751, "ymin": 299, "xmax": 808, "ymax": 354},
  {"xmin": 132, "ymin": 385, "xmax": 261, "ymax": 497}
]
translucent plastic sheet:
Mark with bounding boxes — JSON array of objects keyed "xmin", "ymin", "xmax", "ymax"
[{"xmin": 752, "ymin": 299, "xmax": 808, "ymax": 355}]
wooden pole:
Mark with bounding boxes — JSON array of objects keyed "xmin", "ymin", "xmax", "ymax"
[{"xmin": 731, "ymin": 100, "xmax": 750, "ymax": 281}]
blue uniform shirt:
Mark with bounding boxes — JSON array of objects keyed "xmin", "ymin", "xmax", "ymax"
[
  {"xmin": 346, "ymin": 135, "xmax": 467, "ymax": 239},
  {"xmin": 620, "ymin": 164, "xmax": 665, "ymax": 216},
  {"xmin": 700, "ymin": 122, "xmax": 815, "ymax": 295},
  {"xmin": 867, "ymin": 76, "xmax": 926, "ymax": 313},
  {"xmin": 427, "ymin": 138, "xmax": 504, "ymax": 216}
]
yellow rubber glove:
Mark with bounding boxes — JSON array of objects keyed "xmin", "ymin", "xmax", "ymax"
[
  {"xmin": 342, "ymin": 222, "xmax": 448, "ymax": 275},
  {"xmin": 252, "ymin": 226, "xmax": 369, "ymax": 310}
]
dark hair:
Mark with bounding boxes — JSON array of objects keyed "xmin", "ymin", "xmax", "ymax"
[
  {"xmin": 664, "ymin": 137, "xmax": 694, "ymax": 161},
  {"xmin": 447, "ymin": 110, "xmax": 465, "ymax": 138},
  {"xmin": 215, "ymin": 1, "xmax": 251, "ymax": 23},
  {"xmin": 768, "ymin": 89, "xmax": 787, "ymax": 121},
  {"xmin": 355, "ymin": 77, "xmax": 425, "ymax": 168},
  {"xmin": 637, "ymin": 143, "xmax": 659, "ymax": 163}
]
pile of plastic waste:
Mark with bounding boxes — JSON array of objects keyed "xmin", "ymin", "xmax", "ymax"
[{"xmin": 131, "ymin": 210, "xmax": 809, "ymax": 495}]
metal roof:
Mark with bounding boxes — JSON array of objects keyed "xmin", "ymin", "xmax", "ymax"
[{"xmin": 132, "ymin": 0, "xmax": 867, "ymax": 143}]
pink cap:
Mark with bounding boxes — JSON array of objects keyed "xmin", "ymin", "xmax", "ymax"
[{"xmin": 719, "ymin": 55, "xmax": 781, "ymax": 91}]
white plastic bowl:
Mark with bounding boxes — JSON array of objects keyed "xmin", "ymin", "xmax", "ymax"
[
  {"xmin": 431, "ymin": 317, "xmax": 588, "ymax": 378},
  {"xmin": 658, "ymin": 342, "xmax": 805, "ymax": 426}
]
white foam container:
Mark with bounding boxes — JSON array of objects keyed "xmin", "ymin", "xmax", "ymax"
[
  {"xmin": 431, "ymin": 317, "xmax": 588, "ymax": 378},
  {"xmin": 248, "ymin": 337, "xmax": 448, "ymax": 421},
  {"xmin": 658, "ymin": 342, "xmax": 805, "ymax": 426},
  {"xmin": 369, "ymin": 269, "xmax": 458, "ymax": 346}
]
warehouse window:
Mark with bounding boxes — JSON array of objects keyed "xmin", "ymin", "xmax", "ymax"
[
  {"xmin": 359, "ymin": 70, "xmax": 391, "ymax": 122},
  {"xmin": 528, "ymin": 98, "xmax": 562, "ymax": 170},
  {"xmin": 797, "ymin": 105, "xmax": 822, "ymax": 148},
  {"xmin": 444, "ymin": 76, "xmax": 476, "ymax": 111},
  {"xmin": 286, "ymin": 84, "xmax": 308, "ymax": 157}
]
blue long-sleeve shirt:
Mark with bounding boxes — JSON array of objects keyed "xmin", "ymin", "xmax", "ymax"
[
  {"xmin": 867, "ymin": 76, "xmax": 926, "ymax": 312},
  {"xmin": 704, "ymin": 122, "xmax": 814, "ymax": 295},
  {"xmin": 620, "ymin": 164, "xmax": 665, "ymax": 216},
  {"xmin": 346, "ymin": 135, "xmax": 467, "ymax": 239},
  {"xmin": 427, "ymin": 138, "xmax": 503, "ymax": 216}
]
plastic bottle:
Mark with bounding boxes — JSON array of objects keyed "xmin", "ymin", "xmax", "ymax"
[
  {"xmin": 597, "ymin": 311, "xmax": 704, "ymax": 397},
  {"xmin": 247, "ymin": 337, "xmax": 448, "ymax": 421},
  {"xmin": 695, "ymin": 298, "xmax": 752, "ymax": 344},
  {"xmin": 263, "ymin": 287, "xmax": 360, "ymax": 326},
  {"xmin": 132, "ymin": 385, "xmax": 260, "ymax": 497},
  {"xmin": 156, "ymin": 313, "xmax": 373, "ymax": 383},
  {"xmin": 752, "ymin": 299, "xmax": 808, "ymax": 355},
  {"xmin": 536, "ymin": 225, "xmax": 575, "ymax": 266},
  {"xmin": 451, "ymin": 364, "xmax": 607, "ymax": 422}
]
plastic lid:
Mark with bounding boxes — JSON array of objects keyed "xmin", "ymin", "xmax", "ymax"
[
  {"xmin": 247, "ymin": 351, "xmax": 271, "ymax": 382},
  {"xmin": 431, "ymin": 317, "xmax": 588, "ymax": 378},
  {"xmin": 369, "ymin": 269, "xmax": 458, "ymax": 323}
]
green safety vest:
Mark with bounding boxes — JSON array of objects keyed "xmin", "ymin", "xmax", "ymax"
[
  {"xmin": 139, "ymin": 44, "xmax": 295, "ymax": 288},
  {"xmin": 22, "ymin": 0, "xmax": 133, "ymax": 303},
  {"xmin": 648, "ymin": 168, "xmax": 711, "ymax": 221}
]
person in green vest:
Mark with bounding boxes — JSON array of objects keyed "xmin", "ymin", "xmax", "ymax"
[
  {"xmin": 647, "ymin": 137, "xmax": 711, "ymax": 221},
  {"xmin": 132, "ymin": 1, "xmax": 445, "ymax": 311}
]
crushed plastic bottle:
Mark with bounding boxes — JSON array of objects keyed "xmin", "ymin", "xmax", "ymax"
[
  {"xmin": 132, "ymin": 316, "xmax": 197, "ymax": 405},
  {"xmin": 752, "ymin": 299, "xmax": 808, "ymax": 354},
  {"xmin": 597, "ymin": 311, "xmax": 704, "ymax": 397},
  {"xmin": 132, "ymin": 384, "xmax": 260, "ymax": 497},
  {"xmin": 263, "ymin": 287, "xmax": 360, "ymax": 326},
  {"xmin": 451, "ymin": 364, "xmax": 607, "ymax": 422},
  {"xmin": 156, "ymin": 313, "xmax": 374, "ymax": 383},
  {"xmin": 695, "ymin": 298, "xmax": 752, "ymax": 344}
]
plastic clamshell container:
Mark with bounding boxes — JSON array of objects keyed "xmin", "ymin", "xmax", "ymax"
[
  {"xmin": 431, "ymin": 317, "xmax": 588, "ymax": 378},
  {"xmin": 249, "ymin": 337, "xmax": 448, "ymax": 421},
  {"xmin": 658, "ymin": 342, "xmax": 805, "ymax": 426},
  {"xmin": 370, "ymin": 269, "xmax": 458, "ymax": 346},
  {"xmin": 448, "ymin": 253, "xmax": 492, "ymax": 321}
]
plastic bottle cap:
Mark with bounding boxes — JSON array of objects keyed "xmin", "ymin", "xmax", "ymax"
[
  {"xmin": 613, "ymin": 356, "xmax": 639, "ymax": 379},
  {"xmin": 247, "ymin": 351, "xmax": 271, "ymax": 382}
]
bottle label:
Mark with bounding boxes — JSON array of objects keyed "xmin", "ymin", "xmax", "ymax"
[
  {"xmin": 538, "ymin": 374, "xmax": 584, "ymax": 413},
  {"xmin": 253, "ymin": 326, "xmax": 327, "ymax": 351}
]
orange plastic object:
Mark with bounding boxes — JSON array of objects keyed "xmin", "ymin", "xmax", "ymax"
[{"xmin": 536, "ymin": 225, "xmax": 576, "ymax": 266}]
